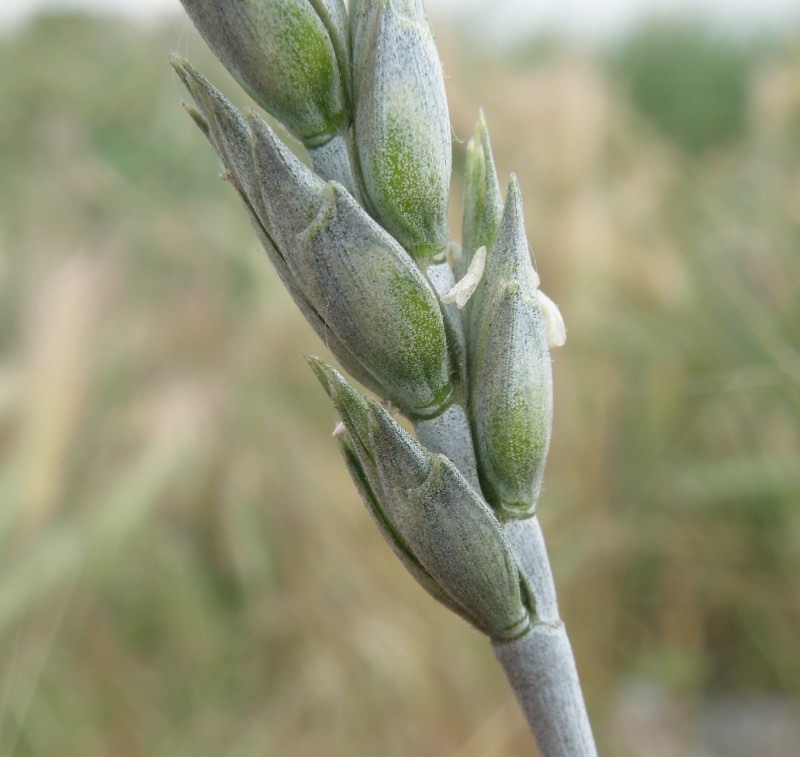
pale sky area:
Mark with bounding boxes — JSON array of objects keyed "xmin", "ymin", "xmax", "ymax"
[{"xmin": 1, "ymin": 0, "xmax": 799, "ymax": 40}]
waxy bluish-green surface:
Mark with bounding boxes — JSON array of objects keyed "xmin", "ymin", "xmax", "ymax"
[
  {"xmin": 309, "ymin": 359, "xmax": 530, "ymax": 642},
  {"xmin": 460, "ymin": 112, "xmax": 503, "ymax": 283},
  {"xmin": 472, "ymin": 285, "xmax": 552, "ymax": 516},
  {"xmin": 353, "ymin": 0, "xmax": 452, "ymax": 258},
  {"xmin": 173, "ymin": 58, "xmax": 453, "ymax": 420},
  {"xmin": 180, "ymin": 0, "xmax": 347, "ymax": 144},
  {"xmin": 469, "ymin": 178, "xmax": 553, "ymax": 518}
]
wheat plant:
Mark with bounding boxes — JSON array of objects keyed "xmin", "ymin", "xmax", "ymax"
[{"xmin": 172, "ymin": 1, "xmax": 596, "ymax": 753}]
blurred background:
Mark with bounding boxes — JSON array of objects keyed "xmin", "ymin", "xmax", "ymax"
[{"xmin": 1, "ymin": 1, "xmax": 799, "ymax": 755}]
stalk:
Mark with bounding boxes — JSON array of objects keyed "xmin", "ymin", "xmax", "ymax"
[
  {"xmin": 416, "ymin": 413, "xmax": 597, "ymax": 755},
  {"xmin": 414, "ymin": 403, "xmax": 479, "ymax": 489},
  {"xmin": 308, "ymin": 132, "xmax": 359, "ymax": 198},
  {"xmin": 499, "ymin": 518, "xmax": 597, "ymax": 756},
  {"xmin": 494, "ymin": 624, "xmax": 596, "ymax": 756}
]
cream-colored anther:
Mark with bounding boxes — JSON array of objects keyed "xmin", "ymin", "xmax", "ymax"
[{"xmin": 440, "ymin": 246, "xmax": 487, "ymax": 309}]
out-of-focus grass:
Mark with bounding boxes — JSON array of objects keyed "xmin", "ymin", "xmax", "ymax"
[
  {"xmin": 612, "ymin": 21, "xmax": 761, "ymax": 154},
  {"xmin": 1, "ymin": 11, "xmax": 799, "ymax": 756}
]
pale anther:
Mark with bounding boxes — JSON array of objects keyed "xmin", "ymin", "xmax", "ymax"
[
  {"xmin": 441, "ymin": 245, "xmax": 487, "ymax": 309},
  {"xmin": 536, "ymin": 290, "xmax": 567, "ymax": 347}
]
